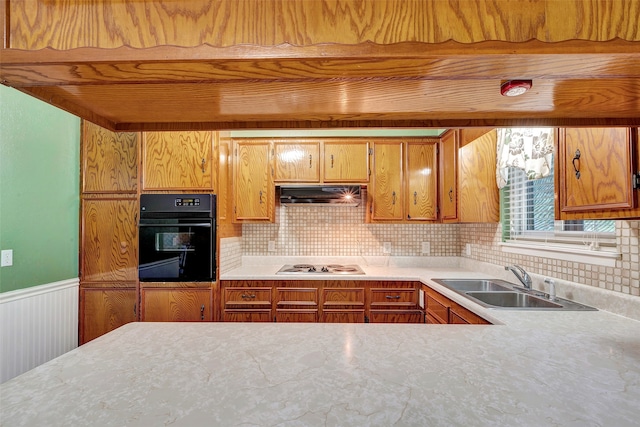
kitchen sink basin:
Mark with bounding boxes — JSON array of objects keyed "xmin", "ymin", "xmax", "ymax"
[
  {"xmin": 465, "ymin": 291, "xmax": 563, "ymax": 309},
  {"xmin": 432, "ymin": 279, "xmax": 514, "ymax": 292},
  {"xmin": 431, "ymin": 278, "xmax": 597, "ymax": 311}
]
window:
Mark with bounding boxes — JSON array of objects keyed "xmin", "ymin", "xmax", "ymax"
[{"xmin": 501, "ymin": 158, "xmax": 616, "ymax": 251}]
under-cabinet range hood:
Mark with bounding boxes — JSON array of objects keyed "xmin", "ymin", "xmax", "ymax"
[{"xmin": 279, "ymin": 186, "xmax": 361, "ymax": 207}]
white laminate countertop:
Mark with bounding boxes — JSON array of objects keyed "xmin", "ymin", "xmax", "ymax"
[{"xmin": 2, "ymin": 261, "xmax": 639, "ymax": 426}]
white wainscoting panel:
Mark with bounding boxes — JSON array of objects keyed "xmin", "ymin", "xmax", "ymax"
[{"xmin": 0, "ymin": 279, "xmax": 79, "ymax": 383}]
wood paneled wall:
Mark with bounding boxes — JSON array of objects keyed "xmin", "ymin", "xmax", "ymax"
[{"xmin": 7, "ymin": 0, "xmax": 640, "ymax": 49}]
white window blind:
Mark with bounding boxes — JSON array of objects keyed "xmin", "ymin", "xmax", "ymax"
[{"xmin": 501, "ymin": 159, "xmax": 615, "ymax": 250}]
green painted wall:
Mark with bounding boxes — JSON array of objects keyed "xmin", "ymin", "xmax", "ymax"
[{"xmin": 0, "ymin": 86, "xmax": 80, "ymax": 293}]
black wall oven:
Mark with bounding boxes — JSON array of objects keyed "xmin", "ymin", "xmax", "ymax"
[{"xmin": 139, "ymin": 194, "xmax": 216, "ymax": 282}]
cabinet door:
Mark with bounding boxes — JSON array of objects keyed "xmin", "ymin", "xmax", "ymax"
[
  {"xmin": 80, "ymin": 287, "xmax": 137, "ymax": 344},
  {"xmin": 274, "ymin": 142, "xmax": 320, "ymax": 182},
  {"xmin": 81, "ymin": 198, "xmax": 138, "ymax": 282},
  {"xmin": 323, "ymin": 141, "xmax": 370, "ymax": 182},
  {"xmin": 142, "ymin": 131, "xmax": 214, "ymax": 190},
  {"xmin": 458, "ymin": 130, "xmax": 500, "ymax": 223},
  {"xmin": 439, "ymin": 130, "xmax": 458, "ymax": 222},
  {"xmin": 233, "ymin": 140, "xmax": 274, "ymax": 221},
  {"xmin": 81, "ymin": 121, "xmax": 138, "ymax": 194},
  {"xmin": 322, "ymin": 310, "xmax": 366, "ymax": 323},
  {"xmin": 321, "ymin": 287, "xmax": 365, "ymax": 323},
  {"xmin": 369, "ymin": 310, "xmax": 424, "ymax": 323},
  {"xmin": 558, "ymin": 128, "xmax": 635, "ymax": 213},
  {"xmin": 425, "ymin": 289, "xmax": 449, "ymax": 324},
  {"xmin": 141, "ymin": 289, "xmax": 212, "ymax": 322},
  {"xmin": 371, "ymin": 141, "xmax": 404, "ymax": 220},
  {"xmin": 449, "ymin": 310, "xmax": 469, "ymax": 324},
  {"xmin": 275, "ymin": 287, "xmax": 318, "ymax": 322},
  {"xmin": 406, "ymin": 140, "xmax": 438, "ymax": 221},
  {"xmin": 223, "ymin": 310, "xmax": 273, "ymax": 322}
]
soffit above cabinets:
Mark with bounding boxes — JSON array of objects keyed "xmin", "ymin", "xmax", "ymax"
[{"xmin": 1, "ymin": 0, "xmax": 639, "ymax": 131}]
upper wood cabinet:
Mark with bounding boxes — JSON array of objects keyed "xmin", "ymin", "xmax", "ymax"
[
  {"xmin": 369, "ymin": 138, "xmax": 439, "ymax": 223},
  {"xmin": 370, "ymin": 141, "xmax": 404, "ymax": 221},
  {"xmin": 81, "ymin": 121, "xmax": 138, "ymax": 194},
  {"xmin": 233, "ymin": 139, "xmax": 275, "ymax": 222},
  {"xmin": 406, "ymin": 140, "xmax": 438, "ymax": 221},
  {"xmin": 439, "ymin": 130, "xmax": 458, "ymax": 222},
  {"xmin": 81, "ymin": 198, "xmax": 138, "ymax": 283},
  {"xmin": 141, "ymin": 131, "xmax": 214, "ymax": 191},
  {"xmin": 274, "ymin": 141, "xmax": 320, "ymax": 182},
  {"xmin": 556, "ymin": 127, "xmax": 639, "ymax": 219},
  {"xmin": 323, "ymin": 140, "xmax": 370, "ymax": 183},
  {"xmin": 458, "ymin": 130, "xmax": 500, "ymax": 223}
]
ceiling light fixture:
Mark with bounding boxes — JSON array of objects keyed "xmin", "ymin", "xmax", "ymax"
[{"xmin": 500, "ymin": 80, "xmax": 532, "ymax": 97}]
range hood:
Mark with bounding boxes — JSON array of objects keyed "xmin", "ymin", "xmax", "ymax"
[{"xmin": 280, "ymin": 186, "xmax": 361, "ymax": 207}]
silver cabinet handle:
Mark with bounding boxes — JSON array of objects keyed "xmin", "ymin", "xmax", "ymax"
[
  {"xmin": 448, "ymin": 187, "xmax": 453, "ymax": 202},
  {"xmin": 413, "ymin": 191, "xmax": 417, "ymax": 205},
  {"xmin": 309, "ymin": 154, "xmax": 312, "ymax": 168},
  {"xmin": 200, "ymin": 304, "xmax": 205, "ymax": 320},
  {"xmin": 331, "ymin": 154, "xmax": 334, "ymax": 168},
  {"xmin": 385, "ymin": 295, "xmax": 401, "ymax": 299},
  {"xmin": 392, "ymin": 191, "xmax": 396, "ymax": 205},
  {"xmin": 259, "ymin": 190, "xmax": 263, "ymax": 204},
  {"xmin": 201, "ymin": 158, "xmax": 206, "ymax": 173}
]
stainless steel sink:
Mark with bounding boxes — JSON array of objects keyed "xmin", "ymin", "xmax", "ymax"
[
  {"xmin": 465, "ymin": 291, "xmax": 563, "ymax": 309},
  {"xmin": 431, "ymin": 278, "xmax": 597, "ymax": 311},
  {"xmin": 432, "ymin": 279, "xmax": 514, "ymax": 292}
]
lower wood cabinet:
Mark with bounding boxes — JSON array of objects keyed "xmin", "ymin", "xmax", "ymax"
[
  {"xmin": 276, "ymin": 287, "xmax": 319, "ymax": 322},
  {"xmin": 79, "ymin": 285, "xmax": 137, "ymax": 344},
  {"xmin": 368, "ymin": 284, "xmax": 424, "ymax": 323},
  {"xmin": 140, "ymin": 286, "xmax": 212, "ymax": 322},
  {"xmin": 322, "ymin": 287, "xmax": 365, "ymax": 323},
  {"xmin": 223, "ymin": 284, "xmax": 273, "ymax": 322},
  {"xmin": 424, "ymin": 285, "xmax": 490, "ymax": 325},
  {"xmin": 220, "ymin": 280, "xmax": 425, "ymax": 323}
]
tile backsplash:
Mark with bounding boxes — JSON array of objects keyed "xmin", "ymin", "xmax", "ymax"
[
  {"xmin": 460, "ymin": 221, "xmax": 640, "ymax": 297},
  {"xmin": 233, "ymin": 203, "xmax": 639, "ymax": 297},
  {"xmin": 242, "ymin": 202, "xmax": 459, "ymax": 256}
]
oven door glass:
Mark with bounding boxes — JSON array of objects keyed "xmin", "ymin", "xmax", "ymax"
[{"xmin": 139, "ymin": 218, "xmax": 213, "ymax": 281}]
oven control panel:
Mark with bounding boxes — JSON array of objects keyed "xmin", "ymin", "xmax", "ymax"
[{"xmin": 175, "ymin": 198, "xmax": 200, "ymax": 207}]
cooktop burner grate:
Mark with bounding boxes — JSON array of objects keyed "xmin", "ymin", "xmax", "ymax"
[{"xmin": 276, "ymin": 264, "xmax": 365, "ymax": 275}]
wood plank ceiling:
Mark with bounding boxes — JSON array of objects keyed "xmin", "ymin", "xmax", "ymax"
[{"xmin": 1, "ymin": 0, "xmax": 639, "ymax": 131}]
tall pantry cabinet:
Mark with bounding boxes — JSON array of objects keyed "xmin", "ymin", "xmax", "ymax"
[{"xmin": 79, "ymin": 121, "xmax": 139, "ymax": 344}]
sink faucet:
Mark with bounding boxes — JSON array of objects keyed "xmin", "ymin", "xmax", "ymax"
[{"xmin": 505, "ymin": 265, "xmax": 532, "ymax": 289}]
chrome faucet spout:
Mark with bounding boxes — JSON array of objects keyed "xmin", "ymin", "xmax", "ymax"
[{"xmin": 505, "ymin": 264, "xmax": 532, "ymax": 289}]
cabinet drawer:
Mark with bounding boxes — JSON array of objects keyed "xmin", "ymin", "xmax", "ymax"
[
  {"xmin": 276, "ymin": 287, "xmax": 318, "ymax": 307},
  {"xmin": 369, "ymin": 310, "xmax": 424, "ymax": 323},
  {"xmin": 276, "ymin": 309, "xmax": 318, "ymax": 323},
  {"xmin": 322, "ymin": 309, "xmax": 365, "ymax": 323},
  {"xmin": 224, "ymin": 287, "xmax": 272, "ymax": 308},
  {"xmin": 370, "ymin": 288, "xmax": 418, "ymax": 307},
  {"xmin": 223, "ymin": 309, "xmax": 272, "ymax": 322},
  {"xmin": 322, "ymin": 288, "xmax": 365, "ymax": 308}
]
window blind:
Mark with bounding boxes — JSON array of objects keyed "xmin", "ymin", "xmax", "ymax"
[{"xmin": 501, "ymin": 160, "xmax": 615, "ymax": 247}]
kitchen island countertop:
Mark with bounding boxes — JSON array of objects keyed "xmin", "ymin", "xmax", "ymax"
[{"xmin": 2, "ymin": 262, "xmax": 639, "ymax": 426}]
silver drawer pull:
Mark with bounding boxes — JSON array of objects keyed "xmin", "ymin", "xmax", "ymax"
[{"xmin": 386, "ymin": 295, "xmax": 401, "ymax": 299}]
